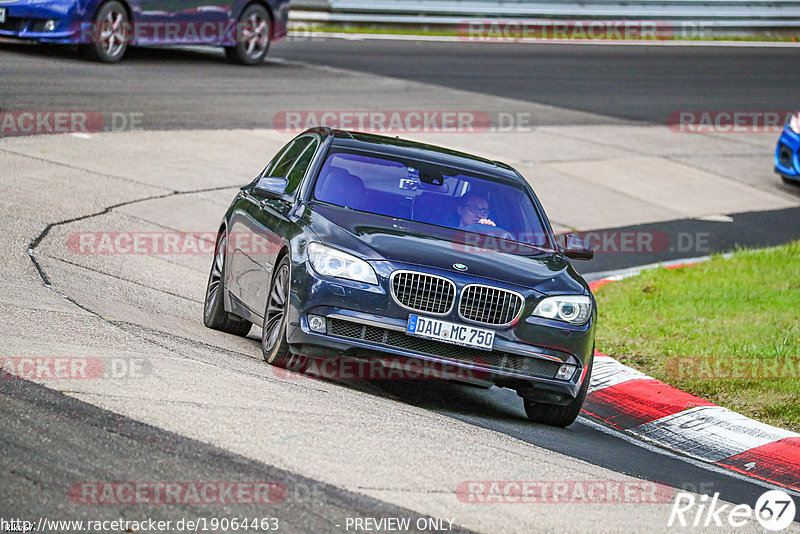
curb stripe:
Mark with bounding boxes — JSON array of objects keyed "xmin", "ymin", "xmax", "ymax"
[
  {"xmin": 588, "ymin": 351, "xmax": 651, "ymax": 392},
  {"xmin": 629, "ymin": 406, "xmax": 798, "ymax": 463},
  {"xmin": 715, "ymin": 437, "xmax": 800, "ymax": 489},
  {"xmin": 585, "ymin": 262, "xmax": 800, "ymax": 489},
  {"xmin": 584, "ymin": 379, "xmax": 714, "ymax": 430},
  {"xmin": 588, "ymin": 279, "xmax": 614, "ymax": 292}
]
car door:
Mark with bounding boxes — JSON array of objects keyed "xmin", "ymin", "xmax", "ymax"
[
  {"xmin": 227, "ymin": 134, "xmax": 320, "ymax": 318},
  {"xmin": 225, "ymin": 138, "xmax": 292, "ymax": 310},
  {"xmin": 135, "ymin": 0, "xmax": 229, "ymax": 44}
]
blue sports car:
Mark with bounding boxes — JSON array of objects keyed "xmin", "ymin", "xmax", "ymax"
[
  {"xmin": 203, "ymin": 128, "xmax": 598, "ymax": 427},
  {"xmin": 0, "ymin": 0, "xmax": 289, "ymax": 63},
  {"xmin": 775, "ymin": 112, "xmax": 800, "ymax": 185}
]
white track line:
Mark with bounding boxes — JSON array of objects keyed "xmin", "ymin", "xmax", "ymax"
[{"xmin": 287, "ymin": 31, "xmax": 800, "ymax": 48}]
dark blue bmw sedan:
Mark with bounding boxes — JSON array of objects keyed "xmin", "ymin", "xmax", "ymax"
[
  {"xmin": 204, "ymin": 128, "xmax": 597, "ymax": 426},
  {"xmin": 0, "ymin": 0, "xmax": 288, "ymax": 63}
]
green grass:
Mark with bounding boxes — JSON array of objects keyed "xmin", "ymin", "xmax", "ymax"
[
  {"xmin": 289, "ymin": 24, "xmax": 800, "ymax": 42},
  {"xmin": 594, "ymin": 242, "xmax": 800, "ymax": 432}
]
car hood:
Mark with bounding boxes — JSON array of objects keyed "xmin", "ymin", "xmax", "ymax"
[{"xmin": 306, "ymin": 203, "xmax": 587, "ymax": 294}]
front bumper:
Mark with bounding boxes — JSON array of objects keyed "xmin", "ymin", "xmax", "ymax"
[
  {"xmin": 284, "ymin": 260, "xmax": 595, "ymax": 404},
  {"xmin": 0, "ymin": 0, "xmax": 86, "ymax": 43},
  {"xmin": 775, "ymin": 126, "xmax": 800, "ymax": 181}
]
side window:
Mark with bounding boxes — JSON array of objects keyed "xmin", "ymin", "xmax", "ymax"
[
  {"xmin": 269, "ymin": 137, "xmax": 314, "ymax": 179},
  {"xmin": 260, "ymin": 139, "xmax": 294, "ymax": 179},
  {"xmin": 285, "ymin": 138, "xmax": 320, "ymax": 195}
]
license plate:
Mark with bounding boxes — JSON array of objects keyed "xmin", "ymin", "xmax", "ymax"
[
  {"xmin": 406, "ymin": 314, "xmax": 494, "ymax": 351},
  {"xmin": 0, "ymin": 8, "xmax": 6, "ymax": 23}
]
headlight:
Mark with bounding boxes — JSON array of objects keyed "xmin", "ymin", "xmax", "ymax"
[
  {"xmin": 307, "ymin": 242, "xmax": 378, "ymax": 285},
  {"xmin": 533, "ymin": 295, "xmax": 592, "ymax": 325},
  {"xmin": 790, "ymin": 113, "xmax": 800, "ymax": 134}
]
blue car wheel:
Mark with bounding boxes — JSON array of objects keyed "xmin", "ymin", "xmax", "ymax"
[
  {"xmin": 81, "ymin": 0, "xmax": 129, "ymax": 63},
  {"xmin": 224, "ymin": 3, "xmax": 271, "ymax": 65}
]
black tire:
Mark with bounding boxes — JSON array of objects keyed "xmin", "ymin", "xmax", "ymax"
[
  {"xmin": 261, "ymin": 256, "xmax": 308, "ymax": 372},
  {"xmin": 781, "ymin": 175, "xmax": 800, "ymax": 187},
  {"xmin": 203, "ymin": 231, "xmax": 253, "ymax": 336},
  {"xmin": 523, "ymin": 352, "xmax": 594, "ymax": 427},
  {"xmin": 81, "ymin": 1, "xmax": 130, "ymax": 63},
  {"xmin": 225, "ymin": 4, "xmax": 271, "ymax": 65}
]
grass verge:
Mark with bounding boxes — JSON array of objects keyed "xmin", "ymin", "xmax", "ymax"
[{"xmin": 594, "ymin": 241, "xmax": 800, "ymax": 432}]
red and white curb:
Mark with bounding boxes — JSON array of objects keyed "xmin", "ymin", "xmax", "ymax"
[{"xmin": 582, "ymin": 260, "xmax": 800, "ymax": 490}]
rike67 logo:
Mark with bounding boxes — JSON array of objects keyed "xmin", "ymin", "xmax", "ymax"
[{"xmin": 669, "ymin": 489, "xmax": 796, "ymax": 531}]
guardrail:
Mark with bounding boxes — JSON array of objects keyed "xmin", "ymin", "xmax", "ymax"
[{"xmin": 289, "ymin": 0, "xmax": 800, "ymax": 31}]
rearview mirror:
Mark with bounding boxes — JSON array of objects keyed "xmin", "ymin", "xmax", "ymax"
[
  {"xmin": 254, "ymin": 176, "xmax": 289, "ymax": 196},
  {"xmin": 562, "ymin": 233, "xmax": 594, "ymax": 261}
]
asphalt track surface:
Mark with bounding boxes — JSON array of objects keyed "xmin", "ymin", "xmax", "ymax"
[
  {"xmin": 1, "ymin": 37, "xmax": 800, "ymax": 127},
  {"xmin": 277, "ymin": 38, "xmax": 800, "ymax": 125},
  {"xmin": 3, "ymin": 36, "xmax": 800, "ymax": 530},
  {"xmin": 576, "ymin": 206, "xmax": 800, "ymax": 276},
  {"xmin": 0, "ymin": 378, "xmax": 458, "ymax": 533}
]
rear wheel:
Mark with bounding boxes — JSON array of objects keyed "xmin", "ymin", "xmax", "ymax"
[
  {"xmin": 225, "ymin": 4, "xmax": 271, "ymax": 65},
  {"xmin": 261, "ymin": 256, "xmax": 307, "ymax": 371},
  {"xmin": 82, "ymin": 1, "xmax": 130, "ymax": 63},
  {"xmin": 203, "ymin": 231, "xmax": 253, "ymax": 336},
  {"xmin": 524, "ymin": 353, "xmax": 593, "ymax": 427}
]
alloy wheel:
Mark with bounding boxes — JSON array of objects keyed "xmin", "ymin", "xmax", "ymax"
[
  {"xmin": 98, "ymin": 8, "xmax": 128, "ymax": 59},
  {"xmin": 204, "ymin": 235, "xmax": 226, "ymax": 319},
  {"xmin": 263, "ymin": 263, "xmax": 288, "ymax": 352},
  {"xmin": 240, "ymin": 13, "xmax": 269, "ymax": 60}
]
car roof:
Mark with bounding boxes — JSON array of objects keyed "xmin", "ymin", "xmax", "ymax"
[{"xmin": 307, "ymin": 128, "xmax": 523, "ymax": 182}]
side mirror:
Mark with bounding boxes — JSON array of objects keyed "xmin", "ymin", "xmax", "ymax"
[
  {"xmin": 562, "ymin": 233, "xmax": 594, "ymax": 261},
  {"xmin": 254, "ymin": 176, "xmax": 289, "ymax": 196}
]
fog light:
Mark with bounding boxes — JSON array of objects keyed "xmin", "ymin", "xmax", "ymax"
[
  {"xmin": 308, "ymin": 314, "xmax": 326, "ymax": 333},
  {"xmin": 44, "ymin": 19, "xmax": 56, "ymax": 32},
  {"xmin": 556, "ymin": 364, "xmax": 576, "ymax": 380}
]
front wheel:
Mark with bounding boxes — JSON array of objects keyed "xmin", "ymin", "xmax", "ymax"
[
  {"xmin": 261, "ymin": 256, "xmax": 307, "ymax": 372},
  {"xmin": 203, "ymin": 231, "xmax": 253, "ymax": 336},
  {"xmin": 524, "ymin": 353, "xmax": 593, "ymax": 427},
  {"xmin": 81, "ymin": 1, "xmax": 130, "ymax": 63},
  {"xmin": 225, "ymin": 4, "xmax": 271, "ymax": 65}
]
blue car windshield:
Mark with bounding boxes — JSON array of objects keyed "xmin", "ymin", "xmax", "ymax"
[{"xmin": 312, "ymin": 149, "xmax": 554, "ymax": 251}]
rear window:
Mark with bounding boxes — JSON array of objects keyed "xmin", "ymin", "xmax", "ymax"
[{"xmin": 312, "ymin": 149, "xmax": 553, "ymax": 250}]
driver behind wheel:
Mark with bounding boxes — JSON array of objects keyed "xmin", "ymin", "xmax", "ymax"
[{"xmin": 456, "ymin": 192, "xmax": 496, "ymax": 228}]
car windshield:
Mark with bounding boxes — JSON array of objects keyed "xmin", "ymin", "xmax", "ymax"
[{"xmin": 312, "ymin": 148, "xmax": 554, "ymax": 252}]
